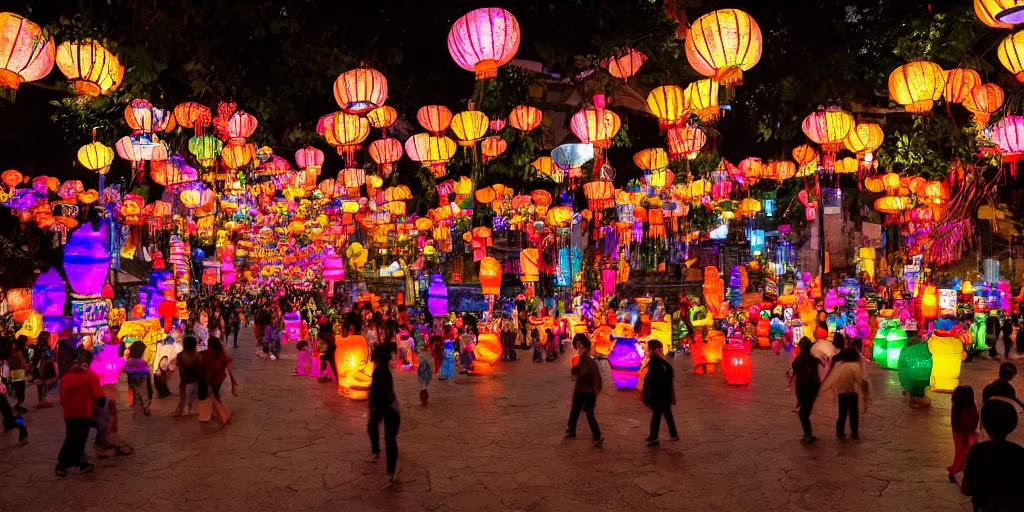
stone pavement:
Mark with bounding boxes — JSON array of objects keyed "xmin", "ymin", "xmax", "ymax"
[{"xmin": 1, "ymin": 330, "xmax": 1017, "ymax": 512}]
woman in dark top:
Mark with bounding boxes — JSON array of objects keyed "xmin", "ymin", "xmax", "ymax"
[
  {"xmin": 173, "ymin": 337, "xmax": 203, "ymax": 416},
  {"xmin": 791, "ymin": 337, "xmax": 823, "ymax": 444},
  {"xmin": 1002, "ymin": 317, "xmax": 1015, "ymax": 359},
  {"xmin": 367, "ymin": 360, "xmax": 400, "ymax": 484}
]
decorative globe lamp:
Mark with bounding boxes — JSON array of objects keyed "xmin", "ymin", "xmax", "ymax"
[
  {"xmin": 608, "ymin": 337, "xmax": 643, "ymax": 390},
  {"xmin": 873, "ymin": 319, "xmax": 908, "ymax": 370},
  {"xmin": 63, "ymin": 222, "xmax": 111, "ymax": 297},
  {"xmin": 898, "ymin": 342, "xmax": 933, "ymax": 408}
]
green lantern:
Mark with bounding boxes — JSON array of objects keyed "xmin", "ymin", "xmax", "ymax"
[
  {"xmin": 872, "ymin": 318, "xmax": 908, "ymax": 370},
  {"xmin": 897, "ymin": 341, "xmax": 932, "ymax": 398},
  {"xmin": 970, "ymin": 313, "xmax": 988, "ymax": 351},
  {"xmin": 188, "ymin": 135, "xmax": 223, "ymax": 167}
]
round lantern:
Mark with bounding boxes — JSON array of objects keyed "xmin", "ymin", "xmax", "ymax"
[
  {"xmin": 764, "ymin": 160, "xmax": 796, "ymax": 181},
  {"xmin": 603, "ymin": 47, "xmax": 647, "ymax": 80},
  {"xmin": 888, "ymin": 61, "xmax": 946, "ymax": 112},
  {"xmin": 685, "ymin": 9, "xmax": 762, "ymax": 86},
  {"xmin": 63, "ymin": 222, "xmax": 111, "ymax": 297},
  {"xmin": 872, "ymin": 319, "xmax": 907, "ymax": 370},
  {"xmin": 225, "ymin": 111, "xmax": 258, "ymax": 141},
  {"xmin": 508, "ymin": 105, "xmax": 542, "ymax": 132},
  {"xmin": 6, "ymin": 288, "xmax": 32, "ymax": 323},
  {"xmin": 447, "ymin": 8, "xmax": 521, "ymax": 79},
  {"xmin": 321, "ymin": 112, "xmax": 371, "ymax": 160},
  {"xmin": 608, "ymin": 337, "xmax": 643, "ymax": 389},
  {"xmin": 1000, "ymin": 30, "xmax": 1024, "ymax": 82},
  {"xmin": 221, "ymin": 141, "xmax": 255, "ymax": 169},
  {"xmin": 976, "ymin": 0, "xmax": 1017, "ymax": 27},
  {"xmin": 722, "ymin": 345, "xmax": 752, "ymax": 385},
  {"xmin": 546, "ymin": 206, "xmax": 573, "ymax": 227},
  {"xmin": 77, "ymin": 141, "xmax": 115, "ymax": 174},
  {"xmin": 417, "ymin": 105, "xmax": 453, "ymax": 135},
  {"xmin": 405, "ymin": 134, "xmax": 457, "ymax": 176},
  {"xmin": 928, "ymin": 330, "xmax": 963, "ymax": 393},
  {"xmin": 188, "ymin": 135, "xmax": 223, "ymax": 167},
  {"xmin": 964, "ymin": 83, "xmax": 1004, "ymax": 125},
  {"xmin": 125, "ymin": 99, "xmax": 175, "ymax": 134},
  {"xmin": 450, "ymin": 111, "xmax": 489, "ymax": 145},
  {"xmin": 368, "ymin": 138, "xmax": 403, "ymax": 177},
  {"xmin": 570, "ymin": 108, "xmax": 621, "ymax": 148},
  {"xmin": 474, "ymin": 332, "xmax": 502, "ymax": 364},
  {"xmin": 55, "ymin": 39, "xmax": 123, "ymax": 96},
  {"xmin": 992, "ymin": 115, "xmax": 1024, "ymax": 158},
  {"xmin": 666, "ymin": 125, "xmax": 706, "ymax": 160},
  {"xmin": 173, "ymin": 102, "xmax": 211, "ymax": 129},
  {"xmin": 943, "ymin": 68, "xmax": 981, "ymax": 104},
  {"xmin": 646, "ymin": 85, "xmax": 687, "ymax": 128},
  {"xmin": 802, "ymin": 108, "xmax": 854, "ymax": 165},
  {"xmin": 295, "ymin": 146, "xmax": 325, "ymax": 172},
  {"xmin": 481, "ymin": 136, "xmax": 507, "ymax": 161},
  {"xmin": 0, "ymin": 13, "xmax": 55, "ymax": 96},
  {"xmin": 333, "ymin": 68, "xmax": 388, "ymax": 114},
  {"xmin": 479, "ymin": 256, "xmax": 502, "ymax": 296},
  {"xmin": 897, "ymin": 342, "xmax": 933, "ymax": 399},
  {"xmin": 843, "ymin": 123, "xmax": 884, "ymax": 158},
  {"xmin": 684, "ymin": 79, "xmax": 721, "ymax": 121}
]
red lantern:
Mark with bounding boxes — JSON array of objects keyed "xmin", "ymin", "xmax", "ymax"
[
  {"xmin": 368, "ymin": 138, "xmax": 404, "ymax": 177},
  {"xmin": 479, "ymin": 256, "xmax": 502, "ymax": 295},
  {"xmin": 722, "ymin": 345, "xmax": 752, "ymax": 385}
]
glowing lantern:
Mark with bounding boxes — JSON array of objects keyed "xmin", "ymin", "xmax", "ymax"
[
  {"xmin": 921, "ymin": 284, "xmax": 939, "ymax": 320},
  {"xmin": 180, "ymin": 188, "xmax": 202, "ymax": 209},
  {"xmin": 368, "ymin": 138, "xmax": 403, "ymax": 177},
  {"xmin": 447, "ymin": 7, "xmax": 521, "ymax": 80},
  {"xmin": 32, "ymin": 267, "xmax": 66, "ymax": 317},
  {"xmin": 792, "ymin": 144, "xmax": 817, "ymax": 166},
  {"xmin": 450, "ymin": 110, "xmax": 490, "ymax": 145},
  {"xmin": 547, "ymin": 206, "xmax": 573, "ymax": 227},
  {"xmin": 125, "ymin": 99, "xmax": 175, "ymax": 134},
  {"xmin": 173, "ymin": 102, "xmax": 211, "ymax": 129},
  {"xmin": 189, "ymin": 135, "xmax": 223, "ymax": 167},
  {"xmin": 684, "ymin": 79, "xmax": 721, "ymax": 121},
  {"xmin": 992, "ymin": 115, "xmax": 1024, "ymax": 163},
  {"xmin": 321, "ymin": 112, "xmax": 370, "ymax": 162},
  {"xmin": 341, "ymin": 168, "xmax": 366, "ymax": 195},
  {"xmin": 0, "ymin": 13, "xmax": 54, "ymax": 98},
  {"xmin": 221, "ymin": 141, "xmax": 255, "ymax": 170},
  {"xmin": 603, "ymin": 47, "xmax": 646, "ymax": 80},
  {"xmin": 583, "ymin": 180, "xmax": 614, "ymax": 211},
  {"xmin": 365, "ymin": 107, "xmax": 396, "ymax": 133},
  {"xmin": 570, "ymin": 108, "xmax": 621, "ymax": 148},
  {"xmin": 739, "ymin": 197, "xmax": 761, "ymax": 214},
  {"xmin": 55, "ymin": 39, "xmax": 123, "ymax": 96},
  {"xmin": 722, "ymin": 345, "xmax": 752, "ymax": 385},
  {"xmin": 479, "ymin": 256, "xmax": 502, "ymax": 295},
  {"xmin": 474, "ymin": 332, "xmax": 502, "ymax": 364},
  {"xmin": 864, "ymin": 176, "xmax": 884, "ymax": 193},
  {"xmin": 481, "ymin": 136, "xmax": 507, "ymax": 161},
  {"xmin": 874, "ymin": 195, "xmax": 911, "ymax": 214},
  {"xmin": 634, "ymin": 148, "xmax": 669, "ymax": 173},
  {"xmin": 64, "ymin": 222, "xmax": 111, "ymax": 296},
  {"xmin": 508, "ymin": 105, "xmax": 542, "ymax": 132},
  {"xmin": 872, "ymin": 319, "xmax": 907, "ymax": 370},
  {"xmin": 928, "ymin": 331, "xmax": 964, "ymax": 392},
  {"xmin": 295, "ymin": 146, "xmax": 324, "ymax": 173},
  {"xmin": 943, "ymin": 68, "xmax": 981, "ymax": 104},
  {"xmin": 77, "ymin": 141, "xmax": 115, "ymax": 174},
  {"xmin": 417, "ymin": 105, "xmax": 453, "ymax": 135},
  {"xmin": 834, "ymin": 157, "xmax": 858, "ymax": 174},
  {"xmin": 551, "ymin": 143, "xmax": 595, "ymax": 180},
  {"xmin": 646, "ymin": 85, "xmax": 687, "ymax": 128},
  {"xmin": 964, "ymin": 83, "xmax": 1004, "ymax": 125},
  {"xmin": 685, "ymin": 9, "xmax": 762, "ymax": 86},
  {"xmin": 666, "ymin": 125, "xmax": 706, "ymax": 160},
  {"xmin": 764, "ymin": 160, "xmax": 796, "ymax": 181},
  {"xmin": 608, "ymin": 337, "xmax": 643, "ymax": 389},
  {"xmin": 897, "ymin": 342, "xmax": 933, "ymax": 399},
  {"xmin": 888, "ymin": 61, "xmax": 946, "ymax": 112},
  {"xmin": 1, "ymin": 168, "xmax": 22, "ymax": 188},
  {"xmin": 801, "ymin": 108, "xmax": 853, "ymax": 169},
  {"xmin": 976, "ymin": 0, "xmax": 1017, "ymax": 27},
  {"xmin": 520, "ymin": 248, "xmax": 539, "ymax": 282},
  {"xmin": 6, "ymin": 288, "xmax": 32, "ymax": 322},
  {"xmin": 843, "ymin": 123, "xmax": 884, "ymax": 160},
  {"xmin": 405, "ymin": 133, "xmax": 457, "ymax": 176},
  {"xmin": 225, "ymin": 111, "xmax": 258, "ymax": 141},
  {"xmin": 333, "ymin": 68, "xmax": 388, "ymax": 114}
]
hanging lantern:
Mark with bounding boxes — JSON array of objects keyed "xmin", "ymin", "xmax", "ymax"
[
  {"xmin": 450, "ymin": 110, "xmax": 490, "ymax": 145},
  {"xmin": 427, "ymin": 274, "xmax": 449, "ymax": 316},
  {"xmin": 479, "ymin": 256, "xmax": 502, "ymax": 295},
  {"xmin": 367, "ymin": 106, "xmax": 398, "ymax": 132},
  {"xmin": 0, "ymin": 13, "xmax": 55, "ymax": 99},
  {"xmin": 801, "ymin": 108, "xmax": 853, "ymax": 169},
  {"xmin": 992, "ymin": 115, "xmax": 1024, "ymax": 176},
  {"xmin": 666, "ymin": 125, "xmax": 706, "ymax": 160},
  {"xmin": 888, "ymin": 61, "xmax": 946, "ymax": 113},
  {"xmin": 863, "ymin": 176, "xmax": 885, "ymax": 193},
  {"xmin": 792, "ymin": 144, "xmax": 817, "ymax": 166},
  {"xmin": 188, "ymin": 135, "xmax": 223, "ymax": 168},
  {"xmin": 646, "ymin": 85, "xmax": 687, "ymax": 128},
  {"xmin": 683, "ymin": 79, "xmax": 720, "ymax": 121},
  {"xmin": 519, "ymin": 248, "xmax": 539, "ymax": 282},
  {"xmin": 976, "ymin": 0, "xmax": 1017, "ymax": 27},
  {"xmin": 481, "ymin": 136, "xmax": 507, "ymax": 161},
  {"xmin": 55, "ymin": 39, "xmax": 123, "ymax": 97},
  {"xmin": 221, "ymin": 141, "xmax": 256, "ymax": 170},
  {"xmin": 173, "ymin": 102, "xmax": 211, "ymax": 129},
  {"xmin": 634, "ymin": 148, "xmax": 669, "ymax": 174},
  {"xmin": 763, "ymin": 160, "xmax": 796, "ymax": 181},
  {"xmin": 943, "ymin": 68, "xmax": 981, "ymax": 104},
  {"xmin": 368, "ymin": 138, "xmax": 403, "ymax": 177},
  {"xmin": 873, "ymin": 195, "xmax": 912, "ymax": 214},
  {"xmin": 843, "ymin": 123, "xmax": 884, "ymax": 162},
  {"xmin": 546, "ymin": 205, "xmax": 574, "ymax": 227},
  {"xmin": 570, "ymin": 108, "xmax": 621, "ymax": 148},
  {"xmin": 532, "ymin": 156, "xmax": 555, "ymax": 179},
  {"xmin": 447, "ymin": 8, "xmax": 521, "ymax": 80},
  {"xmin": 333, "ymin": 68, "xmax": 388, "ymax": 114},
  {"xmin": 64, "ymin": 222, "xmax": 111, "ymax": 296},
  {"xmin": 508, "ymin": 105, "xmax": 542, "ymax": 131},
  {"xmin": 295, "ymin": 146, "xmax": 325, "ymax": 173},
  {"xmin": 582, "ymin": 180, "xmax": 614, "ymax": 210},
  {"xmin": 603, "ymin": 47, "xmax": 647, "ymax": 80},
  {"xmin": 834, "ymin": 157, "xmax": 858, "ymax": 174},
  {"xmin": 551, "ymin": 143, "xmax": 595, "ymax": 181},
  {"xmin": 77, "ymin": 141, "xmax": 115, "ymax": 174},
  {"xmin": 225, "ymin": 111, "xmax": 258, "ymax": 141},
  {"xmin": 417, "ymin": 105, "xmax": 453, "ymax": 135},
  {"xmin": 684, "ymin": 9, "xmax": 762, "ymax": 86},
  {"xmin": 321, "ymin": 112, "xmax": 370, "ymax": 162},
  {"xmin": 964, "ymin": 83, "xmax": 1004, "ymax": 126},
  {"xmin": 405, "ymin": 133, "xmax": 457, "ymax": 177}
]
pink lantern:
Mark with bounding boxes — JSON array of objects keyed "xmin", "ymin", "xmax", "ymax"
[
  {"xmin": 993, "ymin": 115, "xmax": 1024, "ymax": 176},
  {"xmin": 295, "ymin": 146, "xmax": 325, "ymax": 171},
  {"xmin": 601, "ymin": 268, "xmax": 617, "ymax": 297},
  {"xmin": 447, "ymin": 8, "xmax": 521, "ymax": 80},
  {"xmin": 711, "ymin": 181, "xmax": 732, "ymax": 201},
  {"xmin": 225, "ymin": 111, "xmax": 258, "ymax": 141}
]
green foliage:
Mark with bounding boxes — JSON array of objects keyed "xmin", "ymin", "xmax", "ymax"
[{"xmin": 875, "ymin": 117, "xmax": 984, "ymax": 180}]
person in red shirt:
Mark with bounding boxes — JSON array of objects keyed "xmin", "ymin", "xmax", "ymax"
[{"xmin": 56, "ymin": 350, "xmax": 105, "ymax": 477}]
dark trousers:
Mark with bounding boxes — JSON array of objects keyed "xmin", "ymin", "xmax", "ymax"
[
  {"xmin": 230, "ymin": 324, "xmax": 240, "ymax": 346},
  {"xmin": 1005, "ymin": 336, "xmax": 1015, "ymax": 358},
  {"xmin": 321, "ymin": 351, "xmax": 338, "ymax": 379},
  {"xmin": 797, "ymin": 386, "xmax": 819, "ymax": 437},
  {"xmin": 567, "ymin": 392, "xmax": 601, "ymax": 439},
  {"xmin": 837, "ymin": 392, "xmax": 859, "ymax": 436},
  {"xmin": 648, "ymin": 404, "xmax": 678, "ymax": 440},
  {"xmin": 57, "ymin": 418, "xmax": 94, "ymax": 470},
  {"xmin": 368, "ymin": 406, "xmax": 400, "ymax": 473},
  {"xmin": 12, "ymin": 380, "xmax": 26, "ymax": 405},
  {"xmin": 1, "ymin": 395, "xmax": 16, "ymax": 427}
]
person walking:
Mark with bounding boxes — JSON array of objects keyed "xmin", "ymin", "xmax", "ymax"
[
  {"xmin": 367, "ymin": 351, "xmax": 400, "ymax": 484},
  {"xmin": 791, "ymin": 337, "xmax": 823, "ymax": 444},
  {"xmin": 173, "ymin": 337, "xmax": 203, "ymax": 416},
  {"xmin": 643, "ymin": 340, "xmax": 678, "ymax": 446},
  {"xmin": 566, "ymin": 334, "xmax": 603, "ymax": 447},
  {"xmin": 947, "ymin": 385, "xmax": 979, "ymax": 483},
  {"xmin": 818, "ymin": 348, "xmax": 869, "ymax": 440},
  {"xmin": 960, "ymin": 398, "xmax": 1024, "ymax": 509},
  {"xmin": 1002, "ymin": 316, "xmax": 1015, "ymax": 359},
  {"xmin": 9, "ymin": 336, "xmax": 28, "ymax": 414},
  {"xmin": 122, "ymin": 342, "xmax": 153, "ymax": 416},
  {"xmin": 55, "ymin": 351, "xmax": 104, "ymax": 477}
]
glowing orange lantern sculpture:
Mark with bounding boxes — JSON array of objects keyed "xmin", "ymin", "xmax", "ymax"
[
  {"xmin": 221, "ymin": 141, "xmax": 255, "ymax": 170},
  {"xmin": 447, "ymin": 8, "xmax": 521, "ymax": 80},
  {"xmin": 703, "ymin": 266, "xmax": 725, "ymax": 318},
  {"xmin": 647, "ymin": 85, "xmax": 686, "ymax": 128},
  {"xmin": 603, "ymin": 47, "xmax": 647, "ymax": 80},
  {"xmin": 0, "ymin": 13, "xmax": 55, "ymax": 98},
  {"xmin": 999, "ymin": 31, "xmax": 1024, "ymax": 82},
  {"xmin": 508, "ymin": 105, "xmax": 542, "ymax": 132},
  {"xmin": 417, "ymin": 105, "xmax": 453, "ymax": 135},
  {"xmin": 547, "ymin": 206, "xmax": 573, "ymax": 227},
  {"xmin": 55, "ymin": 39, "xmax": 123, "ymax": 97},
  {"xmin": 333, "ymin": 68, "xmax": 388, "ymax": 114},
  {"xmin": 685, "ymin": 9, "xmax": 762, "ymax": 86},
  {"xmin": 965, "ymin": 83, "xmax": 1004, "ymax": 126},
  {"xmin": 474, "ymin": 332, "xmax": 502, "ymax": 364},
  {"xmin": 888, "ymin": 61, "xmax": 945, "ymax": 113},
  {"xmin": 801, "ymin": 108, "xmax": 853, "ymax": 170},
  {"xmin": 479, "ymin": 256, "xmax": 502, "ymax": 295},
  {"xmin": 368, "ymin": 138, "xmax": 403, "ymax": 177},
  {"xmin": 943, "ymin": 68, "xmax": 981, "ymax": 104},
  {"xmin": 450, "ymin": 110, "xmax": 489, "ymax": 145},
  {"xmin": 570, "ymin": 108, "xmax": 621, "ymax": 148}
]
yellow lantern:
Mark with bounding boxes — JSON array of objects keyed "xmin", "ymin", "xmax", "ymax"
[
  {"xmin": 874, "ymin": 195, "xmax": 912, "ymax": 214},
  {"xmin": 546, "ymin": 205, "xmax": 573, "ymax": 227},
  {"xmin": 55, "ymin": 39, "xmax": 124, "ymax": 96},
  {"xmin": 843, "ymin": 123, "xmax": 884, "ymax": 157},
  {"xmin": 683, "ymin": 79, "xmax": 720, "ymax": 121},
  {"xmin": 976, "ymin": 0, "xmax": 1021, "ymax": 28},
  {"xmin": 367, "ymin": 106, "xmax": 398, "ymax": 130},
  {"xmin": 888, "ymin": 61, "xmax": 946, "ymax": 113},
  {"xmin": 929, "ymin": 332, "xmax": 964, "ymax": 392},
  {"xmin": 77, "ymin": 141, "xmax": 115, "ymax": 174},
  {"xmin": 666, "ymin": 125, "xmax": 707, "ymax": 160},
  {"xmin": 864, "ymin": 176, "xmax": 884, "ymax": 193},
  {"xmin": 520, "ymin": 248, "xmax": 539, "ymax": 282},
  {"xmin": 453, "ymin": 176, "xmax": 474, "ymax": 196},
  {"xmin": 792, "ymin": 144, "xmax": 817, "ymax": 166},
  {"xmin": 475, "ymin": 187, "xmax": 496, "ymax": 204},
  {"xmin": 881, "ymin": 172, "xmax": 902, "ymax": 193},
  {"xmin": 834, "ymin": 157, "xmax": 858, "ymax": 174},
  {"xmin": 417, "ymin": 105, "xmax": 454, "ymax": 135},
  {"xmin": 999, "ymin": 30, "xmax": 1024, "ymax": 82},
  {"xmin": 180, "ymin": 188, "xmax": 202, "ymax": 209},
  {"xmin": 802, "ymin": 108, "xmax": 854, "ymax": 154},
  {"xmin": 633, "ymin": 148, "xmax": 669, "ymax": 172},
  {"xmin": 646, "ymin": 85, "xmax": 687, "ymax": 128},
  {"xmin": 684, "ymin": 9, "xmax": 762, "ymax": 86},
  {"xmin": 964, "ymin": 83, "xmax": 1005, "ymax": 125},
  {"xmin": 943, "ymin": 68, "xmax": 982, "ymax": 104},
  {"xmin": 739, "ymin": 197, "xmax": 761, "ymax": 214},
  {"xmin": 414, "ymin": 217, "xmax": 433, "ymax": 232},
  {"xmin": 450, "ymin": 111, "xmax": 489, "ymax": 145}
]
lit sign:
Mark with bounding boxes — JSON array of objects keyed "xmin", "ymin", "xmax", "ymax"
[{"xmin": 72, "ymin": 299, "xmax": 110, "ymax": 335}]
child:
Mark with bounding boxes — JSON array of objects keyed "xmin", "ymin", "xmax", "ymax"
[
  {"xmin": 439, "ymin": 339, "xmax": 455, "ymax": 380},
  {"xmin": 947, "ymin": 385, "xmax": 979, "ymax": 483},
  {"xmin": 417, "ymin": 345, "xmax": 433, "ymax": 404},
  {"xmin": 263, "ymin": 320, "xmax": 282, "ymax": 360},
  {"xmin": 690, "ymin": 329, "xmax": 708, "ymax": 374},
  {"xmin": 545, "ymin": 328, "xmax": 559, "ymax": 362},
  {"xmin": 532, "ymin": 329, "xmax": 543, "ymax": 363},
  {"xmin": 122, "ymin": 342, "xmax": 153, "ymax": 416},
  {"xmin": 34, "ymin": 349, "xmax": 58, "ymax": 408},
  {"xmin": 961, "ymin": 398, "xmax": 1024, "ymax": 509}
]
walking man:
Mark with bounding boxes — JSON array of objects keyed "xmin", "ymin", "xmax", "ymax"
[
  {"xmin": 566, "ymin": 334, "xmax": 603, "ymax": 447},
  {"xmin": 643, "ymin": 340, "xmax": 678, "ymax": 446},
  {"xmin": 55, "ymin": 350, "xmax": 104, "ymax": 476},
  {"xmin": 367, "ymin": 350, "xmax": 401, "ymax": 484}
]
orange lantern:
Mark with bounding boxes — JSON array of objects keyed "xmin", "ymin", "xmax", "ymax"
[
  {"xmin": 0, "ymin": 13, "xmax": 55, "ymax": 98},
  {"xmin": 864, "ymin": 176, "xmax": 885, "ymax": 193},
  {"xmin": 221, "ymin": 141, "xmax": 255, "ymax": 170},
  {"xmin": 874, "ymin": 195, "xmax": 912, "ymax": 214},
  {"xmin": 405, "ymin": 134, "xmax": 456, "ymax": 176},
  {"xmin": 546, "ymin": 205, "xmax": 573, "ymax": 227},
  {"xmin": 450, "ymin": 110, "xmax": 490, "ymax": 145},
  {"xmin": 646, "ymin": 85, "xmax": 687, "ymax": 128},
  {"xmin": 474, "ymin": 332, "xmax": 502, "ymax": 364},
  {"xmin": 530, "ymin": 189, "xmax": 552, "ymax": 206},
  {"xmin": 881, "ymin": 172, "xmax": 902, "ymax": 193},
  {"xmin": 583, "ymin": 180, "xmax": 614, "ymax": 210},
  {"xmin": 6, "ymin": 288, "xmax": 32, "ymax": 322},
  {"xmin": 921, "ymin": 284, "xmax": 939, "ymax": 319},
  {"xmin": 764, "ymin": 160, "xmax": 796, "ymax": 181},
  {"xmin": 792, "ymin": 144, "xmax": 818, "ymax": 166},
  {"xmin": 603, "ymin": 47, "xmax": 647, "ymax": 80},
  {"xmin": 367, "ymin": 105, "xmax": 398, "ymax": 130},
  {"xmin": 417, "ymin": 105, "xmax": 453, "ymax": 135},
  {"xmin": 479, "ymin": 256, "xmax": 502, "ymax": 295},
  {"xmin": 888, "ymin": 61, "xmax": 946, "ymax": 113},
  {"xmin": 965, "ymin": 83, "xmax": 1004, "ymax": 125},
  {"xmin": 321, "ymin": 112, "xmax": 370, "ymax": 162},
  {"xmin": 975, "ymin": 0, "xmax": 1017, "ymax": 27},
  {"xmin": 520, "ymin": 248, "xmax": 539, "ymax": 282},
  {"xmin": 633, "ymin": 148, "xmax": 669, "ymax": 172},
  {"xmin": 368, "ymin": 138, "xmax": 403, "ymax": 177},
  {"xmin": 414, "ymin": 217, "xmax": 433, "ymax": 232},
  {"xmin": 685, "ymin": 9, "xmax": 762, "ymax": 86},
  {"xmin": 481, "ymin": 136, "xmax": 508, "ymax": 161},
  {"xmin": 834, "ymin": 157, "xmax": 858, "ymax": 174},
  {"xmin": 1, "ymin": 169, "xmax": 23, "ymax": 188},
  {"xmin": 943, "ymin": 68, "xmax": 981, "ymax": 104},
  {"xmin": 684, "ymin": 79, "xmax": 720, "ymax": 121},
  {"xmin": 333, "ymin": 68, "xmax": 388, "ymax": 114},
  {"xmin": 55, "ymin": 39, "xmax": 123, "ymax": 96},
  {"xmin": 666, "ymin": 125, "xmax": 706, "ymax": 160},
  {"xmin": 570, "ymin": 108, "xmax": 621, "ymax": 148},
  {"xmin": 508, "ymin": 105, "xmax": 542, "ymax": 132},
  {"xmin": 173, "ymin": 102, "xmax": 211, "ymax": 129},
  {"xmin": 474, "ymin": 187, "xmax": 496, "ymax": 205}
]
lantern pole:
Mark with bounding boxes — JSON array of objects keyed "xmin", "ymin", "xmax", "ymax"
[{"xmin": 815, "ymin": 169, "xmax": 828, "ymax": 288}]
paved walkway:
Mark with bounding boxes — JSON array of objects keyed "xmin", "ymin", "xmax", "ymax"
[{"xmin": 1, "ymin": 330, "xmax": 1016, "ymax": 511}]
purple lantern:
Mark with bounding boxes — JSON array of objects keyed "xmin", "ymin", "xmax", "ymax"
[
  {"xmin": 283, "ymin": 311, "xmax": 302, "ymax": 343},
  {"xmin": 427, "ymin": 274, "xmax": 449, "ymax": 317},
  {"xmin": 608, "ymin": 337, "xmax": 643, "ymax": 390},
  {"xmin": 32, "ymin": 268, "xmax": 67, "ymax": 317},
  {"xmin": 63, "ymin": 222, "xmax": 111, "ymax": 297}
]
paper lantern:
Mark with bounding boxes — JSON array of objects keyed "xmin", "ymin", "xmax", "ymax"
[
  {"xmin": 682, "ymin": 79, "xmax": 721, "ymax": 121},
  {"xmin": 173, "ymin": 102, "xmax": 211, "ymax": 129},
  {"xmin": 188, "ymin": 135, "xmax": 223, "ymax": 167},
  {"xmin": 321, "ymin": 112, "xmax": 370, "ymax": 159},
  {"xmin": 666, "ymin": 125, "xmax": 706, "ymax": 160},
  {"xmin": 888, "ymin": 61, "xmax": 945, "ymax": 112},
  {"xmin": 921, "ymin": 284, "xmax": 939, "ymax": 319},
  {"xmin": 405, "ymin": 133, "xmax": 456, "ymax": 175},
  {"xmin": 77, "ymin": 141, "xmax": 114, "ymax": 174},
  {"xmin": 508, "ymin": 105, "xmax": 542, "ymax": 131},
  {"xmin": 447, "ymin": 8, "xmax": 521, "ymax": 79},
  {"xmin": 685, "ymin": 9, "xmax": 762, "ymax": 86},
  {"xmin": 520, "ymin": 248, "xmax": 539, "ymax": 282},
  {"xmin": 32, "ymin": 267, "xmax": 66, "ymax": 317},
  {"xmin": 125, "ymin": 99, "xmax": 175, "ymax": 134},
  {"xmin": 583, "ymin": 180, "xmax": 614, "ymax": 210},
  {"xmin": 992, "ymin": 115, "xmax": 1024, "ymax": 160},
  {"xmin": 802, "ymin": 108, "xmax": 854, "ymax": 164},
  {"xmin": 417, "ymin": 105, "xmax": 453, "ymax": 135},
  {"xmin": 943, "ymin": 68, "xmax": 982, "ymax": 104},
  {"xmin": 333, "ymin": 68, "xmax": 388, "ymax": 114},
  {"xmin": 928, "ymin": 331, "xmax": 963, "ymax": 392},
  {"xmin": 221, "ymin": 141, "xmax": 255, "ymax": 169},
  {"xmin": 603, "ymin": 47, "xmax": 647, "ymax": 80},
  {"xmin": 547, "ymin": 205, "xmax": 573, "ymax": 227},
  {"xmin": 479, "ymin": 256, "xmax": 502, "ymax": 295},
  {"xmin": 6, "ymin": 288, "xmax": 32, "ymax": 322},
  {"xmin": 897, "ymin": 342, "xmax": 933, "ymax": 398},
  {"xmin": 0, "ymin": 13, "xmax": 55, "ymax": 97},
  {"xmin": 365, "ymin": 106, "xmax": 397, "ymax": 132},
  {"xmin": 976, "ymin": 0, "xmax": 1017, "ymax": 27},
  {"xmin": 872, "ymin": 319, "xmax": 907, "ymax": 370},
  {"xmin": 295, "ymin": 146, "xmax": 325, "ymax": 172},
  {"xmin": 608, "ymin": 337, "xmax": 643, "ymax": 389},
  {"xmin": 55, "ymin": 39, "xmax": 123, "ymax": 96},
  {"xmin": 964, "ymin": 83, "xmax": 1004, "ymax": 125},
  {"xmin": 225, "ymin": 111, "xmax": 258, "ymax": 141},
  {"xmin": 368, "ymin": 138, "xmax": 403, "ymax": 177},
  {"xmin": 474, "ymin": 332, "xmax": 502, "ymax": 364},
  {"xmin": 704, "ymin": 330, "xmax": 725, "ymax": 364},
  {"xmin": 63, "ymin": 222, "xmax": 111, "ymax": 297},
  {"xmin": 722, "ymin": 345, "xmax": 752, "ymax": 385},
  {"xmin": 570, "ymin": 108, "xmax": 621, "ymax": 148},
  {"xmin": 843, "ymin": 123, "xmax": 884, "ymax": 157},
  {"xmin": 646, "ymin": 85, "xmax": 687, "ymax": 128},
  {"xmin": 551, "ymin": 143, "xmax": 595, "ymax": 175},
  {"xmin": 450, "ymin": 111, "xmax": 489, "ymax": 145},
  {"xmin": 481, "ymin": 136, "xmax": 507, "ymax": 161}
]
